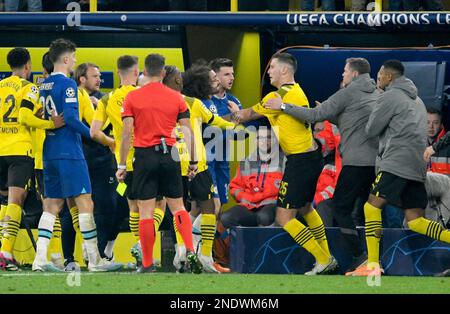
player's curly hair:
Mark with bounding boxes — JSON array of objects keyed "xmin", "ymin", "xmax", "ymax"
[
  {"xmin": 7, "ymin": 47, "xmax": 30, "ymax": 69},
  {"xmin": 182, "ymin": 64, "xmax": 214, "ymax": 100}
]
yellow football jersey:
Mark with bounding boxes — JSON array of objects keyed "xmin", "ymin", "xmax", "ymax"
[
  {"xmin": 252, "ymin": 83, "xmax": 314, "ymax": 155},
  {"xmin": 34, "ymin": 87, "xmax": 94, "ymax": 170},
  {"xmin": 93, "ymin": 85, "xmax": 137, "ymax": 171},
  {"xmin": 176, "ymin": 96, "xmax": 235, "ymax": 176},
  {"xmin": 0, "ymin": 76, "xmax": 41, "ymax": 157}
]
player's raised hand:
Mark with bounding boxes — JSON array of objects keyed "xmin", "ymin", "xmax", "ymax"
[
  {"xmin": 264, "ymin": 93, "xmax": 283, "ymax": 110},
  {"xmin": 227, "ymin": 100, "xmax": 240, "ymax": 113},
  {"xmin": 423, "ymin": 146, "xmax": 435, "ymax": 162},
  {"xmin": 187, "ymin": 162, "xmax": 198, "ymax": 181},
  {"xmin": 34, "ymin": 107, "xmax": 44, "ymax": 118},
  {"xmin": 90, "ymin": 96, "xmax": 99, "ymax": 106}
]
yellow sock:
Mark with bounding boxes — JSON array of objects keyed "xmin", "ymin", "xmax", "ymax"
[
  {"xmin": 1, "ymin": 203, "xmax": 22, "ymax": 254},
  {"xmin": 0, "ymin": 204, "xmax": 7, "ymax": 239},
  {"xmin": 69, "ymin": 206, "xmax": 80, "ymax": 232},
  {"xmin": 49, "ymin": 216, "xmax": 62, "ymax": 256},
  {"xmin": 200, "ymin": 214, "xmax": 216, "ymax": 257},
  {"xmin": 173, "ymin": 217, "xmax": 184, "ymax": 246},
  {"xmin": 283, "ymin": 218, "xmax": 329, "ymax": 265},
  {"xmin": 304, "ymin": 209, "xmax": 330, "ymax": 256},
  {"xmin": 129, "ymin": 211, "xmax": 140, "ymax": 241},
  {"xmin": 153, "ymin": 207, "xmax": 165, "ymax": 232},
  {"xmin": 408, "ymin": 217, "xmax": 450, "ymax": 243},
  {"xmin": 364, "ymin": 202, "xmax": 382, "ymax": 265}
]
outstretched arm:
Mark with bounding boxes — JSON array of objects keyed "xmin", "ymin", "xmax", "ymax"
[{"xmin": 231, "ymin": 108, "xmax": 263, "ymax": 124}]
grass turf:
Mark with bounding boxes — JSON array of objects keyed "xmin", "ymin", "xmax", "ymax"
[{"xmin": 1, "ymin": 272, "xmax": 449, "ymax": 294}]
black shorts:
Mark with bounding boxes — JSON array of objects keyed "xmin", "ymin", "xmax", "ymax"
[
  {"xmin": 35, "ymin": 169, "xmax": 44, "ymax": 199},
  {"xmin": 182, "ymin": 170, "xmax": 214, "ymax": 202},
  {"xmin": 124, "ymin": 171, "xmax": 137, "ymax": 200},
  {"xmin": 132, "ymin": 147, "xmax": 183, "ymax": 200},
  {"xmin": 0, "ymin": 156, "xmax": 34, "ymax": 190},
  {"xmin": 277, "ymin": 149, "xmax": 323, "ymax": 209},
  {"xmin": 370, "ymin": 171, "xmax": 428, "ymax": 209},
  {"xmin": 123, "ymin": 171, "xmax": 164, "ymax": 202}
]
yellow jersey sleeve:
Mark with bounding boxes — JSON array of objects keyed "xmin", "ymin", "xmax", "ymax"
[
  {"xmin": 209, "ymin": 114, "xmax": 235, "ymax": 129},
  {"xmin": 192, "ymin": 98, "xmax": 214, "ymax": 123},
  {"xmin": 19, "ymin": 83, "xmax": 55, "ymax": 130},
  {"xmin": 20, "ymin": 82, "xmax": 39, "ymax": 106},
  {"xmin": 18, "ymin": 107, "xmax": 55, "ymax": 129},
  {"xmin": 253, "ymin": 84, "xmax": 313, "ymax": 155},
  {"xmin": 196, "ymin": 99, "xmax": 235, "ymax": 129},
  {"xmin": 252, "ymin": 92, "xmax": 281, "ymax": 116},
  {"xmin": 93, "ymin": 95, "xmax": 108, "ymax": 123},
  {"xmin": 78, "ymin": 89, "xmax": 94, "ymax": 126}
]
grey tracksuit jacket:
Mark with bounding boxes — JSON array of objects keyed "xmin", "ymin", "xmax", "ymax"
[
  {"xmin": 366, "ymin": 76, "xmax": 428, "ymax": 183},
  {"xmin": 284, "ymin": 73, "xmax": 379, "ymax": 167}
]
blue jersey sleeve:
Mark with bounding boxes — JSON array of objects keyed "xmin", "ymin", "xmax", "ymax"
[{"xmin": 63, "ymin": 80, "xmax": 91, "ymax": 139}]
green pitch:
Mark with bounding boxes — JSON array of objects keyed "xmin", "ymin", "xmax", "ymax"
[{"xmin": 1, "ymin": 272, "xmax": 449, "ymax": 294}]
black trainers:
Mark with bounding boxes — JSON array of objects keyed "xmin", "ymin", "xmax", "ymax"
[
  {"xmin": 136, "ymin": 265, "xmax": 156, "ymax": 273},
  {"xmin": 186, "ymin": 251, "xmax": 203, "ymax": 274}
]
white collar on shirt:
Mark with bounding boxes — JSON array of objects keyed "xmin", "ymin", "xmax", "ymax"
[{"xmin": 51, "ymin": 72, "xmax": 67, "ymax": 77}]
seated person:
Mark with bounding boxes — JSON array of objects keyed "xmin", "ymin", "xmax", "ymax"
[
  {"xmin": 222, "ymin": 125, "xmax": 284, "ymax": 229},
  {"xmin": 214, "ymin": 124, "xmax": 285, "ymax": 267},
  {"xmin": 425, "ymin": 108, "xmax": 449, "ymax": 175},
  {"xmin": 425, "ymin": 172, "xmax": 450, "ymax": 228}
]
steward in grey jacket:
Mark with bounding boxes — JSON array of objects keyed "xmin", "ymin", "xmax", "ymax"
[
  {"xmin": 366, "ymin": 75, "xmax": 428, "ymax": 183},
  {"xmin": 282, "ymin": 73, "xmax": 379, "ymax": 167}
]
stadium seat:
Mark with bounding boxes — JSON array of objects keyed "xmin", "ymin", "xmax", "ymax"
[{"xmin": 403, "ymin": 61, "xmax": 447, "ymax": 111}]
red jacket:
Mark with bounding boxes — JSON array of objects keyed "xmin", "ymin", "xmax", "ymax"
[
  {"xmin": 314, "ymin": 121, "xmax": 342, "ymax": 205},
  {"xmin": 229, "ymin": 153, "xmax": 284, "ymax": 210},
  {"xmin": 429, "ymin": 128, "xmax": 450, "ymax": 175}
]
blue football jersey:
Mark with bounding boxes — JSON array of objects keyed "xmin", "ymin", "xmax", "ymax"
[
  {"xmin": 40, "ymin": 72, "xmax": 90, "ymax": 161},
  {"xmin": 202, "ymin": 93, "xmax": 242, "ymax": 161},
  {"xmin": 207, "ymin": 93, "xmax": 242, "ymax": 117}
]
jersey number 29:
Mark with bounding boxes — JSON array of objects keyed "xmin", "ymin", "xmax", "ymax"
[{"xmin": 39, "ymin": 95, "xmax": 58, "ymax": 118}]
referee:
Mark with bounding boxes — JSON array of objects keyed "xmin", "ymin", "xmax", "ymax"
[{"xmin": 116, "ymin": 54, "xmax": 202, "ymax": 274}]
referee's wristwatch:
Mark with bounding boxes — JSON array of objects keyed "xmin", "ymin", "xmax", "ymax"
[
  {"xmin": 117, "ymin": 164, "xmax": 126, "ymax": 170},
  {"xmin": 280, "ymin": 103, "xmax": 286, "ymax": 111}
]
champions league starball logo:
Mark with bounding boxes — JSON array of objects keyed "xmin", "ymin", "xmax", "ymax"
[{"xmin": 66, "ymin": 87, "xmax": 75, "ymax": 98}]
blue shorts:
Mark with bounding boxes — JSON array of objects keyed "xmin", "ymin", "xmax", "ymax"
[
  {"xmin": 43, "ymin": 159, "xmax": 92, "ymax": 199},
  {"xmin": 207, "ymin": 160, "xmax": 230, "ymax": 204}
]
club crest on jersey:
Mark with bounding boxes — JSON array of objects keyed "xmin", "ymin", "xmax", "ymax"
[{"xmin": 66, "ymin": 87, "xmax": 75, "ymax": 97}]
